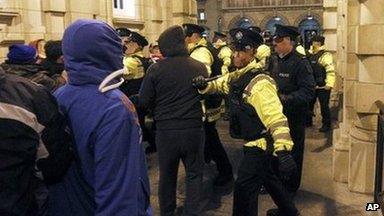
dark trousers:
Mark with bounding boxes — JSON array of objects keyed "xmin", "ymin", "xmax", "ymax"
[
  {"xmin": 285, "ymin": 114, "xmax": 305, "ymax": 193},
  {"xmin": 233, "ymin": 147, "xmax": 298, "ymax": 216},
  {"xmin": 204, "ymin": 121, "xmax": 233, "ymax": 177},
  {"xmin": 308, "ymin": 89, "xmax": 332, "ymax": 127},
  {"xmin": 157, "ymin": 127, "xmax": 204, "ymax": 216}
]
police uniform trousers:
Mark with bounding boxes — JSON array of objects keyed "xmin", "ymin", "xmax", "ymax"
[
  {"xmin": 157, "ymin": 127, "xmax": 204, "ymax": 216},
  {"xmin": 284, "ymin": 114, "xmax": 306, "ymax": 193},
  {"xmin": 309, "ymin": 89, "xmax": 331, "ymax": 128},
  {"xmin": 204, "ymin": 121, "xmax": 233, "ymax": 178},
  {"xmin": 233, "ymin": 146, "xmax": 298, "ymax": 216}
]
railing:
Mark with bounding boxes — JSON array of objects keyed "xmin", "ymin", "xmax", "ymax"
[
  {"xmin": 222, "ymin": 0, "xmax": 323, "ymax": 9},
  {"xmin": 374, "ymin": 100, "xmax": 384, "ymax": 213}
]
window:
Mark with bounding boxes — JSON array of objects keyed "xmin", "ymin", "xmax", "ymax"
[
  {"xmin": 199, "ymin": 12, "xmax": 206, "ymax": 20},
  {"xmin": 113, "ymin": 0, "xmax": 137, "ymax": 18}
]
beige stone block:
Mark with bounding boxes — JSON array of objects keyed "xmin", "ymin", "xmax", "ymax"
[
  {"xmin": 354, "ymin": 113, "xmax": 378, "ymax": 132},
  {"xmin": 45, "ymin": 13, "xmax": 65, "ymax": 35},
  {"xmin": 22, "ymin": 0, "xmax": 41, "ymax": 11},
  {"xmin": 69, "ymin": 0, "xmax": 94, "ymax": 14},
  {"xmin": 333, "ymin": 127, "xmax": 349, "ymax": 183},
  {"xmin": 347, "ymin": 25, "xmax": 357, "ymax": 54},
  {"xmin": 355, "ymin": 82, "xmax": 384, "ymax": 113},
  {"xmin": 42, "ymin": 0, "xmax": 66, "ymax": 12},
  {"xmin": 324, "ymin": 0, "xmax": 337, "ymax": 8},
  {"xmin": 323, "ymin": 11, "xmax": 337, "ymax": 30},
  {"xmin": 344, "ymin": 80, "xmax": 356, "ymax": 107},
  {"xmin": 22, "ymin": 10, "xmax": 45, "ymax": 33},
  {"xmin": 347, "ymin": 0, "xmax": 360, "ymax": 26},
  {"xmin": 360, "ymin": 0, "xmax": 384, "ymax": 25},
  {"xmin": 357, "ymin": 25, "xmax": 384, "ymax": 55},
  {"xmin": 348, "ymin": 129, "xmax": 375, "ymax": 194},
  {"xmin": 1, "ymin": 0, "xmax": 21, "ymax": 9},
  {"xmin": 357, "ymin": 55, "xmax": 384, "ymax": 84},
  {"xmin": 172, "ymin": 0, "xmax": 188, "ymax": 14},
  {"xmin": 323, "ymin": 32, "xmax": 337, "ymax": 52},
  {"xmin": 346, "ymin": 54, "xmax": 358, "ymax": 80}
]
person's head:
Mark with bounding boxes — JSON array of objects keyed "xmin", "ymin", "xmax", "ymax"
[
  {"xmin": 44, "ymin": 40, "xmax": 63, "ymax": 63},
  {"xmin": 182, "ymin": 23, "xmax": 205, "ymax": 44},
  {"xmin": 272, "ymin": 24, "xmax": 299, "ymax": 56},
  {"xmin": 29, "ymin": 39, "xmax": 46, "ymax": 59},
  {"xmin": 229, "ymin": 28, "xmax": 263, "ymax": 68},
  {"xmin": 158, "ymin": 25, "xmax": 188, "ymax": 57},
  {"xmin": 115, "ymin": 27, "xmax": 132, "ymax": 54},
  {"xmin": 62, "ymin": 19, "xmax": 123, "ymax": 85},
  {"xmin": 149, "ymin": 42, "xmax": 161, "ymax": 55},
  {"xmin": 125, "ymin": 32, "xmax": 148, "ymax": 55},
  {"xmin": 7, "ymin": 44, "xmax": 36, "ymax": 64},
  {"xmin": 212, "ymin": 31, "xmax": 227, "ymax": 44},
  {"xmin": 248, "ymin": 26, "xmax": 262, "ymax": 34},
  {"xmin": 311, "ymin": 35, "xmax": 325, "ymax": 51}
]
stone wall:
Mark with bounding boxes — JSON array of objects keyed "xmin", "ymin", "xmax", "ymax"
[
  {"xmin": 333, "ymin": 0, "xmax": 384, "ymax": 194},
  {"xmin": 0, "ymin": 0, "xmax": 197, "ymax": 61}
]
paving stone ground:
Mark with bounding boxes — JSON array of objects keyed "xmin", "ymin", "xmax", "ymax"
[{"xmin": 146, "ymin": 119, "xmax": 373, "ymax": 216}]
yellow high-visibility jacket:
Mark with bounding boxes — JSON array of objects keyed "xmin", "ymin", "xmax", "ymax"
[
  {"xmin": 123, "ymin": 51, "xmax": 145, "ymax": 80},
  {"xmin": 295, "ymin": 45, "xmax": 306, "ymax": 56},
  {"xmin": 214, "ymin": 40, "xmax": 232, "ymax": 75},
  {"xmin": 255, "ymin": 44, "xmax": 271, "ymax": 70},
  {"xmin": 190, "ymin": 38, "xmax": 222, "ymax": 122},
  {"xmin": 189, "ymin": 38, "xmax": 214, "ymax": 76},
  {"xmin": 199, "ymin": 59, "xmax": 294, "ymax": 153},
  {"xmin": 309, "ymin": 46, "xmax": 336, "ymax": 88}
]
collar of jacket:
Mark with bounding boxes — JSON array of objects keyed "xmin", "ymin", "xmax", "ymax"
[
  {"xmin": 309, "ymin": 45, "xmax": 325, "ymax": 54},
  {"xmin": 235, "ymin": 59, "xmax": 258, "ymax": 75},
  {"xmin": 128, "ymin": 50, "xmax": 144, "ymax": 58},
  {"xmin": 189, "ymin": 37, "xmax": 208, "ymax": 52},
  {"xmin": 213, "ymin": 40, "xmax": 227, "ymax": 49}
]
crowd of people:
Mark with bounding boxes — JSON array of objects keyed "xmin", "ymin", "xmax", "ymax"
[{"xmin": 0, "ymin": 18, "xmax": 335, "ymax": 216}]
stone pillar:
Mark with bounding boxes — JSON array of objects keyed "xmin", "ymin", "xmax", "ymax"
[
  {"xmin": 171, "ymin": 0, "xmax": 197, "ymax": 25},
  {"xmin": 334, "ymin": 0, "xmax": 384, "ymax": 194}
]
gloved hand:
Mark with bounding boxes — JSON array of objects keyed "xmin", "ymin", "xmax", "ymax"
[
  {"xmin": 276, "ymin": 151, "xmax": 297, "ymax": 180},
  {"xmin": 192, "ymin": 76, "xmax": 208, "ymax": 90}
]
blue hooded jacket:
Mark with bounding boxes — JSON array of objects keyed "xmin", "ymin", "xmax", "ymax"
[{"xmin": 49, "ymin": 19, "xmax": 151, "ymax": 216}]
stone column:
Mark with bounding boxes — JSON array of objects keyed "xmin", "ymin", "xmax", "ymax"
[
  {"xmin": 171, "ymin": 0, "xmax": 197, "ymax": 25},
  {"xmin": 334, "ymin": 0, "xmax": 384, "ymax": 194}
]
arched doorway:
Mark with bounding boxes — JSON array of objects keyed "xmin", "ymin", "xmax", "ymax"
[
  {"xmin": 234, "ymin": 17, "xmax": 253, "ymax": 29},
  {"xmin": 298, "ymin": 17, "xmax": 321, "ymax": 49},
  {"xmin": 265, "ymin": 17, "xmax": 286, "ymax": 35}
]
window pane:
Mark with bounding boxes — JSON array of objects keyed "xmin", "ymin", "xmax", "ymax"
[{"xmin": 114, "ymin": 0, "xmax": 118, "ymax": 9}]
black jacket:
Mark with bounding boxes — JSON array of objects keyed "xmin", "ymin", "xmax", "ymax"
[
  {"xmin": 0, "ymin": 69, "xmax": 72, "ymax": 215},
  {"xmin": 269, "ymin": 50, "xmax": 315, "ymax": 116},
  {"xmin": 0, "ymin": 62, "xmax": 65, "ymax": 92},
  {"xmin": 139, "ymin": 55, "xmax": 207, "ymax": 130}
]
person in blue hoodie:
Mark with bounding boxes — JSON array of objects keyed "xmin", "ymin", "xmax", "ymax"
[{"xmin": 48, "ymin": 19, "xmax": 152, "ymax": 216}]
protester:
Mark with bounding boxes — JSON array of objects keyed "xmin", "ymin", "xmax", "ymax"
[
  {"xmin": 40, "ymin": 40, "xmax": 65, "ymax": 76},
  {"xmin": 48, "ymin": 19, "xmax": 151, "ymax": 216},
  {"xmin": 29, "ymin": 39, "xmax": 46, "ymax": 64},
  {"xmin": 0, "ymin": 66, "xmax": 72, "ymax": 215},
  {"xmin": 1, "ymin": 44, "xmax": 66, "ymax": 92},
  {"xmin": 139, "ymin": 25, "xmax": 206, "ymax": 216}
]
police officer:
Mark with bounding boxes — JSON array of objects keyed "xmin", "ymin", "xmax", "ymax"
[
  {"xmin": 248, "ymin": 26, "xmax": 272, "ymax": 70},
  {"xmin": 184, "ymin": 23, "xmax": 234, "ymax": 188},
  {"xmin": 212, "ymin": 31, "xmax": 232, "ymax": 121},
  {"xmin": 212, "ymin": 31, "xmax": 232, "ymax": 75},
  {"xmin": 119, "ymin": 31, "xmax": 149, "ymax": 96},
  {"xmin": 307, "ymin": 35, "xmax": 335, "ymax": 132},
  {"xmin": 268, "ymin": 24, "xmax": 315, "ymax": 198},
  {"xmin": 193, "ymin": 28, "xmax": 299, "ymax": 216}
]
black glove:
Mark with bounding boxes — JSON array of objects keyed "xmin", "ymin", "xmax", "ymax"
[
  {"xmin": 192, "ymin": 76, "xmax": 208, "ymax": 90},
  {"xmin": 276, "ymin": 151, "xmax": 297, "ymax": 180}
]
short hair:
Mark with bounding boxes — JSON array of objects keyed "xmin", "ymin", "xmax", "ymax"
[{"xmin": 44, "ymin": 40, "xmax": 62, "ymax": 61}]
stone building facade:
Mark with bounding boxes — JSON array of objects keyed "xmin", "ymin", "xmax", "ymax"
[
  {"xmin": 333, "ymin": 0, "xmax": 384, "ymax": 194},
  {"xmin": 197, "ymin": 0, "xmax": 323, "ymax": 48},
  {"xmin": 0, "ymin": 0, "xmax": 197, "ymax": 61}
]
